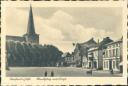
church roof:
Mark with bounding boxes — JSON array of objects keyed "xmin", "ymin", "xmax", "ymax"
[
  {"xmin": 26, "ymin": 5, "xmax": 36, "ymax": 35},
  {"xmin": 6, "ymin": 35, "xmax": 25, "ymax": 42}
]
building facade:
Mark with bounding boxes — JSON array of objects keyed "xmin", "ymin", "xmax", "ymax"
[
  {"xmin": 73, "ymin": 38, "xmax": 97, "ymax": 67},
  {"xmin": 103, "ymin": 38, "xmax": 122, "ymax": 72},
  {"xmin": 87, "ymin": 46, "xmax": 103, "ymax": 69},
  {"xmin": 82, "ymin": 37, "xmax": 113, "ymax": 69},
  {"xmin": 6, "ymin": 5, "xmax": 39, "ymax": 44},
  {"xmin": 56, "ymin": 52, "xmax": 74, "ymax": 67},
  {"xmin": 62, "ymin": 52, "xmax": 72, "ymax": 67},
  {"xmin": 87, "ymin": 46, "xmax": 99, "ymax": 69},
  {"xmin": 56, "ymin": 36, "xmax": 122, "ymax": 72}
]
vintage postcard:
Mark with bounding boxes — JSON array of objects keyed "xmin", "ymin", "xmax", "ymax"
[{"xmin": 1, "ymin": 1, "xmax": 127, "ymax": 85}]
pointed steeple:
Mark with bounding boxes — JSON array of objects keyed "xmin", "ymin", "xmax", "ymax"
[
  {"xmin": 23, "ymin": 5, "xmax": 39, "ymax": 44},
  {"xmin": 27, "ymin": 5, "xmax": 36, "ymax": 35}
]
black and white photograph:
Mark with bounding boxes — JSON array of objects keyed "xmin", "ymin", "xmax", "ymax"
[
  {"xmin": 5, "ymin": 5, "xmax": 123, "ymax": 77},
  {"xmin": 1, "ymin": 1, "xmax": 127, "ymax": 85}
]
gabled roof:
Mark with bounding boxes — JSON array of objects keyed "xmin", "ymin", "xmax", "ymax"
[
  {"xmin": 80, "ymin": 38, "xmax": 97, "ymax": 46},
  {"xmin": 74, "ymin": 38, "xmax": 98, "ymax": 53},
  {"xmin": 105, "ymin": 37, "xmax": 122, "ymax": 46},
  {"xmin": 99, "ymin": 37, "xmax": 113, "ymax": 49}
]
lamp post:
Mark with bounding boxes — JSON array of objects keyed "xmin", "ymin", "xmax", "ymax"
[{"xmin": 78, "ymin": 44, "xmax": 83, "ymax": 67}]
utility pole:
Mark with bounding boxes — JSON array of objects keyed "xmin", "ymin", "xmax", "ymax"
[
  {"xmin": 78, "ymin": 44, "xmax": 83, "ymax": 67},
  {"xmin": 91, "ymin": 52, "xmax": 94, "ymax": 75}
]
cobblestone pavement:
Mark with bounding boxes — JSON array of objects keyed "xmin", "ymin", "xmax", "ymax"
[{"xmin": 6, "ymin": 67, "xmax": 122, "ymax": 77}]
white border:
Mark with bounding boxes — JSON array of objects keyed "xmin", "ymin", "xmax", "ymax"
[{"xmin": 1, "ymin": 1, "xmax": 127, "ymax": 85}]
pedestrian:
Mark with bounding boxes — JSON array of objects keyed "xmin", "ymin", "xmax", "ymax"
[
  {"xmin": 110, "ymin": 69, "xmax": 114, "ymax": 74},
  {"xmin": 44, "ymin": 71, "xmax": 47, "ymax": 77},
  {"xmin": 51, "ymin": 71, "xmax": 54, "ymax": 77}
]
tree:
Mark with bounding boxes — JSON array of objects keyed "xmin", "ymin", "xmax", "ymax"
[{"xmin": 6, "ymin": 41, "xmax": 63, "ymax": 67}]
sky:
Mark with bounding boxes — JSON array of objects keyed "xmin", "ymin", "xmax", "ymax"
[{"xmin": 5, "ymin": 6, "xmax": 122, "ymax": 53}]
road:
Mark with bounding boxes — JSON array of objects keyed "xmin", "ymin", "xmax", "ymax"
[{"xmin": 6, "ymin": 67, "xmax": 122, "ymax": 77}]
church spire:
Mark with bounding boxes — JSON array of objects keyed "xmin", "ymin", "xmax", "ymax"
[
  {"xmin": 27, "ymin": 5, "xmax": 36, "ymax": 35},
  {"xmin": 23, "ymin": 5, "xmax": 39, "ymax": 44}
]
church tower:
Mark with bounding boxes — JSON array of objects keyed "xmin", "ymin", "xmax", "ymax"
[{"xmin": 23, "ymin": 5, "xmax": 39, "ymax": 44}]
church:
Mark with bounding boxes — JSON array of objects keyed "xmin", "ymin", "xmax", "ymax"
[{"xmin": 6, "ymin": 5, "xmax": 39, "ymax": 44}]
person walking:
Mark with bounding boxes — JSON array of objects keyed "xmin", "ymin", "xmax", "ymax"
[
  {"xmin": 44, "ymin": 71, "xmax": 47, "ymax": 77},
  {"xmin": 51, "ymin": 71, "xmax": 54, "ymax": 77},
  {"xmin": 110, "ymin": 69, "xmax": 114, "ymax": 74}
]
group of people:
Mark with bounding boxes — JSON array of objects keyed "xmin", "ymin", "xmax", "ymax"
[{"xmin": 44, "ymin": 71, "xmax": 54, "ymax": 77}]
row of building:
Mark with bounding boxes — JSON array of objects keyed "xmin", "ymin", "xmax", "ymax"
[{"xmin": 58, "ymin": 37, "xmax": 123, "ymax": 72}]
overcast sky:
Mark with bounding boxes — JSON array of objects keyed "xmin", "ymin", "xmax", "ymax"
[{"xmin": 5, "ymin": 7, "xmax": 122, "ymax": 53}]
